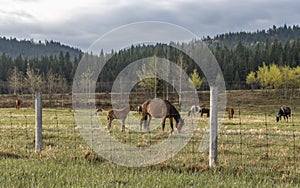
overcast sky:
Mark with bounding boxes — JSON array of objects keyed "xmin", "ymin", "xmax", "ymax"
[{"xmin": 1, "ymin": 0, "xmax": 300, "ymax": 51}]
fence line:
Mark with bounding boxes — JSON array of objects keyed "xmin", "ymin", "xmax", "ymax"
[{"xmin": 0, "ymin": 107, "xmax": 299, "ymax": 176}]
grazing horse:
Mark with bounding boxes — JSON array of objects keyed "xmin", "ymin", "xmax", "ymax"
[
  {"xmin": 200, "ymin": 108, "xmax": 210, "ymax": 117},
  {"xmin": 276, "ymin": 106, "xmax": 291, "ymax": 122},
  {"xmin": 228, "ymin": 107, "xmax": 234, "ymax": 119},
  {"xmin": 15, "ymin": 99, "xmax": 21, "ymax": 109},
  {"xmin": 188, "ymin": 105, "xmax": 201, "ymax": 116},
  {"xmin": 107, "ymin": 105, "xmax": 135, "ymax": 132},
  {"xmin": 140, "ymin": 99, "xmax": 184, "ymax": 133}
]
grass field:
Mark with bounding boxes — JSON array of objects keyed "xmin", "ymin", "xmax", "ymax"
[{"xmin": 0, "ymin": 90, "xmax": 299, "ymax": 187}]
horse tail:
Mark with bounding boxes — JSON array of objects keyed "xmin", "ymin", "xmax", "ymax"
[
  {"xmin": 287, "ymin": 107, "xmax": 291, "ymax": 117},
  {"xmin": 188, "ymin": 110, "xmax": 191, "ymax": 116},
  {"xmin": 137, "ymin": 105, "xmax": 143, "ymax": 114}
]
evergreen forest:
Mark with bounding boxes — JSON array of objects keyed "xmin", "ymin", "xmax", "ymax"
[{"xmin": 1, "ymin": 24, "xmax": 300, "ymax": 94}]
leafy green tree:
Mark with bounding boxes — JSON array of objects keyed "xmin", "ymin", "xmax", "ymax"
[
  {"xmin": 269, "ymin": 64, "xmax": 282, "ymax": 89},
  {"xmin": 247, "ymin": 63, "xmax": 300, "ymax": 97},
  {"xmin": 246, "ymin": 71, "xmax": 257, "ymax": 90},
  {"xmin": 189, "ymin": 68, "xmax": 204, "ymax": 92},
  {"xmin": 256, "ymin": 63, "xmax": 271, "ymax": 90}
]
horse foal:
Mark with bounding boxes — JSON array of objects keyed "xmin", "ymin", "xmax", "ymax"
[{"xmin": 107, "ymin": 105, "xmax": 135, "ymax": 132}]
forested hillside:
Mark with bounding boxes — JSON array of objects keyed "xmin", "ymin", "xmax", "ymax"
[
  {"xmin": 0, "ymin": 37, "xmax": 82, "ymax": 59},
  {"xmin": 0, "ymin": 24, "xmax": 300, "ymax": 94},
  {"xmin": 204, "ymin": 24, "xmax": 300, "ymax": 49}
]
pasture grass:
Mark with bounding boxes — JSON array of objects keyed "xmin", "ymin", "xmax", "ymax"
[{"xmin": 0, "ymin": 90, "xmax": 300, "ymax": 187}]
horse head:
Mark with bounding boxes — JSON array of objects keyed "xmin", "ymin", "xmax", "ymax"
[
  {"xmin": 129, "ymin": 104, "xmax": 136, "ymax": 111},
  {"xmin": 176, "ymin": 118, "xmax": 185, "ymax": 133},
  {"xmin": 276, "ymin": 114, "xmax": 281, "ymax": 122}
]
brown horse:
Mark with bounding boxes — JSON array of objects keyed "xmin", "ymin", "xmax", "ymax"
[
  {"xmin": 107, "ymin": 105, "xmax": 135, "ymax": 132},
  {"xmin": 140, "ymin": 99, "xmax": 184, "ymax": 133},
  {"xmin": 15, "ymin": 99, "xmax": 21, "ymax": 109},
  {"xmin": 228, "ymin": 107, "xmax": 234, "ymax": 119}
]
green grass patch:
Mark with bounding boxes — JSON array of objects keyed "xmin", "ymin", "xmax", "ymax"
[{"xmin": 0, "ymin": 90, "xmax": 300, "ymax": 187}]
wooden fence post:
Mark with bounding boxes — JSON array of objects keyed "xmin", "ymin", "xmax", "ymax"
[
  {"xmin": 209, "ymin": 86, "xmax": 218, "ymax": 166},
  {"xmin": 35, "ymin": 92, "xmax": 42, "ymax": 153}
]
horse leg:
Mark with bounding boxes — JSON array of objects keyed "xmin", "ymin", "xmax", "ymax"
[
  {"xmin": 107, "ymin": 118, "xmax": 112, "ymax": 131},
  {"xmin": 121, "ymin": 119, "xmax": 126, "ymax": 132},
  {"xmin": 162, "ymin": 117, "xmax": 167, "ymax": 132},
  {"xmin": 139, "ymin": 119, "xmax": 143, "ymax": 131},
  {"xmin": 140, "ymin": 113, "xmax": 147, "ymax": 131},
  {"xmin": 169, "ymin": 117, "xmax": 174, "ymax": 133},
  {"xmin": 147, "ymin": 116, "xmax": 151, "ymax": 132}
]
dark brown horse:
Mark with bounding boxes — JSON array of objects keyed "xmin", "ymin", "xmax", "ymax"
[
  {"xmin": 107, "ymin": 105, "xmax": 135, "ymax": 132},
  {"xmin": 140, "ymin": 99, "xmax": 184, "ymax": 133},
  {"xmin": 276, "ymin": 106, "xmax": 291, "ymax": 122},
  {"xmin": 228, "ymin": 107, "xmax": 234, "ymax": 119},
  {"xmin": 200, "ymin": 108, "xmax": 209, "ymax": 117},
  {"xmin": 15, "ymin": 99, "xmax": 21, "ymax": 109}
]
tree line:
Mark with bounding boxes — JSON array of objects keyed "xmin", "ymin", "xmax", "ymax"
[
  {"xmin": 246, "ymin": 64, "xmax": 300, "ymax": 98},
  {"xmin": 0, "ymin": 51, "xmax": 81, "ymax": 94},
  {"xmin": 213, "ymin": 38, "xmax": 300, "ymax": 89},
  {"xmin": 1, "ymin": 39, "xmax": 300, "ymax": 95}
]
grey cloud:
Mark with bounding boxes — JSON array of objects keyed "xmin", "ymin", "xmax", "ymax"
[
  {"xmin": 1, "ymin": 0, "xmax": 300, "ymax": 50},
  {"xmin": 0, "ymin": 9, "xmax": 35, "ymax": 19}
]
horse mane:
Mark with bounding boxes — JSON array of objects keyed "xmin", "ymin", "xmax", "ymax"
[
  {"xmin": 280, "ymin": 107, "xmax": 284, "ymax": 114},
  {"xmin": 163, "ymin": 100, "xmax": 181, "ymax": 123}
]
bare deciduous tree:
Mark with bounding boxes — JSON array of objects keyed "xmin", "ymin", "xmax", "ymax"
[
  {"xmin": 8, "ymin": 66, "xmax": 24, "ymax": 95},
  {"xmin": 46, "ymin": 68, "xmax": 58, "ymax": 100},
  {"xmin": 25, "ymin": 65, "xmax": 43, "ymax": 105}
]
